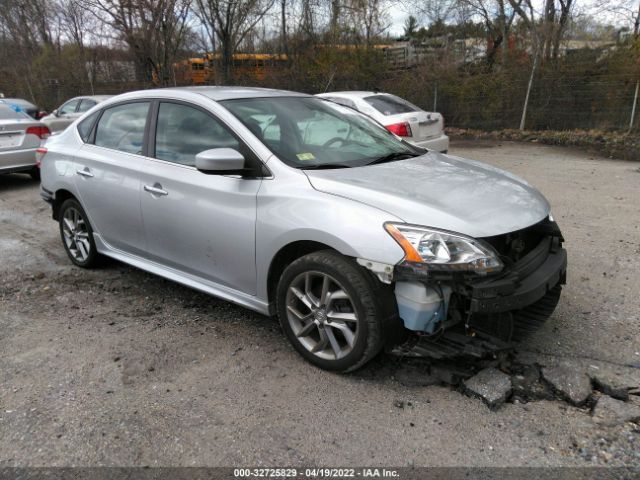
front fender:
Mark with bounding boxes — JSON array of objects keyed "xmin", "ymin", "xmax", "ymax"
[{"xmin": 255, "ymin": 174, "xmax": 406, "ymax": 301}]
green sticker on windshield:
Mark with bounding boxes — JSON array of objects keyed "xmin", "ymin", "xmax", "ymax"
[{"xmin": 296, "ymin": 152, "xmax": 315, "ymax": 161}]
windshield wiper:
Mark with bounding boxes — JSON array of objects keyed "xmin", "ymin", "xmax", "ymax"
[
  {"xmin": 367, "ymin": 152, "xmax": 419, "ymax": 166},
  {"xmin": 301, "ymin": 163, "xmax": 353, "ymax": 170}
]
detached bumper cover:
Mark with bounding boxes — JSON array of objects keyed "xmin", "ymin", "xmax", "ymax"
[{"xmin": 469, "ymin": 237, "xmax": 567, "ymax": 313}]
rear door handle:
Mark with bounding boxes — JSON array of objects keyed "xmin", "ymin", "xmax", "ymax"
[
  {"xmin": 76, "ymin": 168, "xmax": 94, "ymax": 178},
  {"xmin": 144, "ymin": 184, "xmax": 168, "ymax": 196}
]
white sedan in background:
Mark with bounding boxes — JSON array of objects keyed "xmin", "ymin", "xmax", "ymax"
[{"xmin": 316, "ymin": 91, "xmax": 449, "ymax": 153}]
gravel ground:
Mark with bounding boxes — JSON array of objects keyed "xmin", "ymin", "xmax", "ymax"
[{"xmin": 0, "ymin": 139, "xmax": 639, "ymax": 468}]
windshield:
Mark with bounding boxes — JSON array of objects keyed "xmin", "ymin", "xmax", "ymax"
[
  {"xmin": 220, "ymin": 96, "xmax": 421, "ymax": 169},
  {"xmin": 364, "ymin": 94, "xmax": 420, "ymax": 116}
]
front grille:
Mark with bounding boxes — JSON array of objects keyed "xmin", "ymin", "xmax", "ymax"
[{"xmin": 481, "ymin": 217, "xmax": 559, "ymax": 265}]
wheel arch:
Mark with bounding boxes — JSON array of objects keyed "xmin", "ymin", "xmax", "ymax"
[
  {"xmin": 52, "ymin": 189, "xmax": 78, "ymax": 221},
  {"xmin": 266, "ymin": 240, "xmax": 341, "ymax": 309}
]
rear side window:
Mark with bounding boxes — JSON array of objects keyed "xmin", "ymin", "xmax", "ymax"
[
  {"xmin": 77, "ymin": 99, "xmax": 97, "ymax": 113},
  {"xmin": 77, "ymin": 111, "xmax": 100, "ymax": 142},
  {"xmin": 95, "ymin": 102, "xmax": 150, "ymax": 155},
  {"xmin": 59, "ymin": 99, "xmax": 80, "ymax": 115},
  {"xmin": 363, "ymin": 94, "xmax": 419, "ymax": 116},
  {"xmin": 154, "ymin": 102, "xmax": 240, "ymax": 166}
]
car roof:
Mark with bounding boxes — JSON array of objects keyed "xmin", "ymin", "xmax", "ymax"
[
  {"xmin": 144, "ymin": 86, "xmax": 310, "ymax": 101},
  {"xmin": 317, "ymin": 91, "xmax": 389, "ymax": 99},
  {"xmin": 74, "ymin": 95, "xmax": 112, "ymax": 102}
]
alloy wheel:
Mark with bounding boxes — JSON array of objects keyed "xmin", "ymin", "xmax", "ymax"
[
  {"xmin": 285, "ymin": 271, "xmax": 359, "ymax": 360},
  {"xmin": 62, "ymin": 207, "xmax": 91, "ymax": 262}
]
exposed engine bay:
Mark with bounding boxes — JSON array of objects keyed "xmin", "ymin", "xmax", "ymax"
[{"xmin": 387, "ymin": 217, "xmax": 567, "ymax": 359}]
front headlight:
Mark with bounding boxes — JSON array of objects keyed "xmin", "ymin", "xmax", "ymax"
[{"xmin": 385, "ymin": 223, "xmax": 503, "ymax": 274}]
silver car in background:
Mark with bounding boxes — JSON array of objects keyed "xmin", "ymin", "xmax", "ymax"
[
  {"xmin": 41, "ymin": 95, "xmax": 112, "ymax": 133},
  {"xmin": 39, "ymin": 87, "xmax": 566, "ymax": 371},
  {"xmin": 0, "ymin": 104, "xmax": 50, "ymax": 179},
  {"xmin": 316, "ymin": 91, "xmax": 449, "ymax": 153}
]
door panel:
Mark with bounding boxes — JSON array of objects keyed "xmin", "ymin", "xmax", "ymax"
[
  {"xmin": 140, "ymin": 161, "xmax": 261, "ymax": 294},
  {"xmin": 140, "ymin": 100, "xmax": 261, "ymax": 295},
  {"xmin": 74, "ymin": 145, "xmax": 146, "ymax": 255},
  {"xmin": 73, "ymin": 101, "xmax": 151, "ymax": 255}
]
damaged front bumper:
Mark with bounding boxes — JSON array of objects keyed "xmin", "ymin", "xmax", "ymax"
[{"xmin": 388, "ymin": 222, "xmax": 567, "ymax": 357}]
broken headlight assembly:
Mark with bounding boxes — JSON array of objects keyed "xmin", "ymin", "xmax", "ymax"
[{"xmin": 385, "ymin": 223, "xmax": 503, "ymax": 275}]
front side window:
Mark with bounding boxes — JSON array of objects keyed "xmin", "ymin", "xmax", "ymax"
[
  {"xmin": 220, "ymin": 96, "xmax": 418, "ymax": 169},
  {"xmin": 363, "ymin": 94, "xmax": 419, "ymax": 116},
  {"xmin": 94, "ymin": 102, "xmax": 150, "ymax": 155},
  {"xmin": 154, "ymin": 102, "xmax": 240, "ymax": 166},
  {"xmin": 59, "ymin": 99, "xmax": 80, "ymax": 115},
  {"xmin": 77, "ymin": 99, "xmax": 97, "ymax": 113}
]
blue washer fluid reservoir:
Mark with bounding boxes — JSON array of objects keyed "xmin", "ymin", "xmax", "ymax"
[{"xmin": 395, "ymin": 282, "xmax": 451, "ymax": 334}]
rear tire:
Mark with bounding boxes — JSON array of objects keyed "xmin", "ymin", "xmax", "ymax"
[
  {"xmin": 276, "ymin": 250, "xmax": 396, "ymax": 372},
  {"xmin": 58, "ymin": 198, "xmax": 100, "ymax": 268}
]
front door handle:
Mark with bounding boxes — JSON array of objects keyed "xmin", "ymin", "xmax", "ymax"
[
  {"xmin": 144, "ymin": 184, "xmax": 168, "ymax": 196},
  {"xmin": 76, "ymin": 168, "xmax": 94, "ymax": 178}
]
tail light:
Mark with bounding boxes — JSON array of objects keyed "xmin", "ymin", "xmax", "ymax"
[
  {"xmin": 386, "ymin": 122, "xmax": 412, "ymax": 137},
  {"xmin": 26, "ymin": 126, "xmax": 51, "ymax": 139},
  {"xmin": 35, "ymin": 147, "xmax": 47, "ymax": 168}
]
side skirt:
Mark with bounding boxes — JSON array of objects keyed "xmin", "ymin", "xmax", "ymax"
[{"xmin": 93, "ymin": 233, "xmax": 271, "ymax": 316}]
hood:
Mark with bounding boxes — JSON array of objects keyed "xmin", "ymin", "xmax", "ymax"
[{"xmin": 304, "ymin": 152, "xmax": 550, "ymax": 238}]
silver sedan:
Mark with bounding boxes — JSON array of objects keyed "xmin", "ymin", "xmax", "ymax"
[
  {"xmin": 39, "ymin": 87, "xmax": 567, "ymax": 371},
  {"xmin": 0, "ymin": 104, "xmax": 50, "ymax": 179}
]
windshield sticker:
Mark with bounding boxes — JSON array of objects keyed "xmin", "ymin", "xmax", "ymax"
[{"xmin": 296, "ymin": 153, "xmax": 315, "ymax": 161}]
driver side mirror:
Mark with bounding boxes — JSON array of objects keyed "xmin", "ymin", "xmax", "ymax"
[
  {"xmin": 195, "ymin": 148, "xmax": 245, "ymax": 175},
  {"xmin": 52, "ymin": 109, "xmax": 59, "ymax": 117}
]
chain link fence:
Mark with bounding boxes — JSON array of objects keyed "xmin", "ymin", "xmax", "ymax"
[{"xmin": 3, "ymin": 49, "xmax": 639, "ymax": 134}]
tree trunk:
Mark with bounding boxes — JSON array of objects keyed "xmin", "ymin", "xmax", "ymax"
[
  {"xmin": 222, "ymin": 34, "xmax": 233, "ymax": 84},
  {"xmin": 281, "ymin": 0, "xmax": 288, "ymax": 54},
  {"xmin": 330, "ymin": 0, "xmax": 340, "ymax": 41}
]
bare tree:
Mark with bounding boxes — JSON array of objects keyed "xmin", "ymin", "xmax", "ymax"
[
  {"xmin": 89, "ymin": 0, "xmax": 192, "ymax": 84},
  {"xmin": 590, "ymin": 0, "xmax": 640, "ymax": 36},
  {"xmin": 400, "ymin": 0, "xmax": 458, "ymax": 25},
  {"xmin": 194, "ymin": 0, "xmax": 275, "ymax": 83},
  {"xmin": 57, "ymin": 0, "xmax": 91, "ymax": 51},
  {"xmin": 541, "ymin": 0, "xmax": 575, "ymax": 59},
  {"xmin": 403, "ymin": 15, "xmax": 419, "ymax": 37},
  {"xmin": 461, "ymin": 0, "xmax": 521, "ymax": 65},
  {"xmin": 0, "ymin": 0, "xmax": 54, "ymax": 53},
  {"xmin": 344, "ymin": 0, "xmax": 388, "ymax": 46},
  {"xmin": 508, "ymin": 0, "xmax": 542, "ymax": 129}
]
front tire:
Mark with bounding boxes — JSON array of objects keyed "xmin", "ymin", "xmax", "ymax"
[
  {"xmin": 58, "ymin": 198, "xmax": 100, "ymax": 268},
  {"xmin": 276, "ymin": 250, "xmax": 395, "ymax": 372}
]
